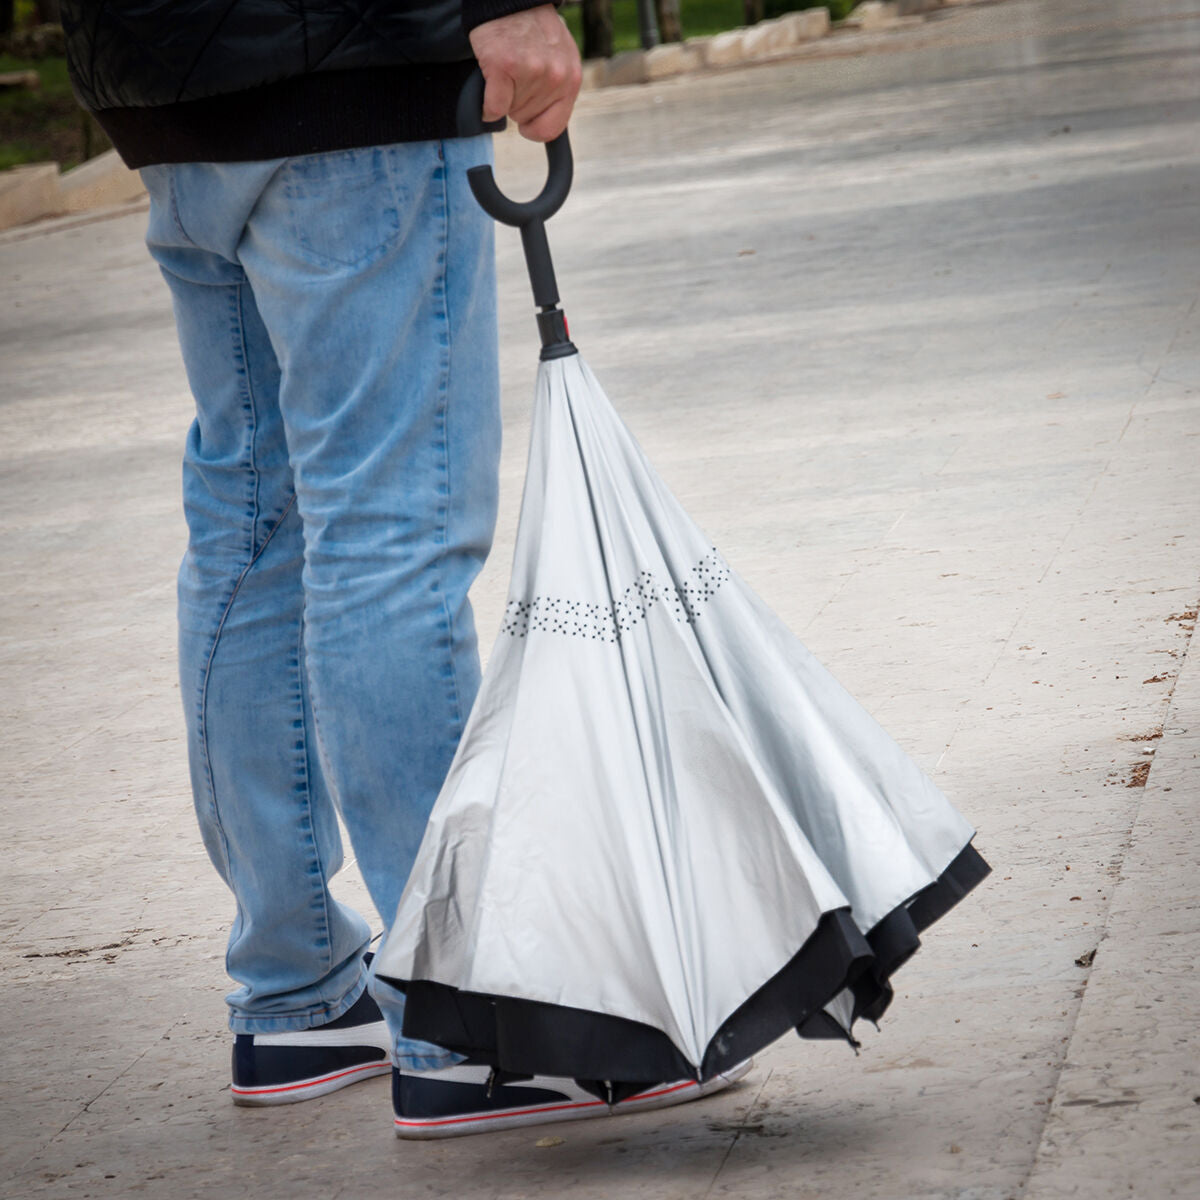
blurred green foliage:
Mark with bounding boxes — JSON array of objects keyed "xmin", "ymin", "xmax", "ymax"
[
  {"xmin": 561, "ymin": 1, "xmax": 857, "ymax": 55},
  {"xmin": 0, "ymin": 54, "xmax": 110, "ymax": 170}
]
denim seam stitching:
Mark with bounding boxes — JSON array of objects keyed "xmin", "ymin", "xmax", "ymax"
[
  {"xmin": 234, "ymin": 285, "xmax": 263, "ymax": 548},
  {"xmin": 167, "ymin": 169, "xmax": 192, "ymax": 246},
  {"xmin": 191, "ymin": 284, "xmax": 267, "ymax": 882},
  {"xmin": 432, "ymin": 144, "xmax": 463, "ymax": 734},
  {"xmin": 195, "ymin": 492, "xmax": 296, "ymax": 887},
  {"xmin": 193, "ymin": 282, "xmax": 277, "ymax": 884},
  {"xmin": 208, "ymin": 284, "xmax": 265, "ymax": 925},
  {"xmin": 293, "ymin": 611, "xmax": 335, "ymax": 982}
]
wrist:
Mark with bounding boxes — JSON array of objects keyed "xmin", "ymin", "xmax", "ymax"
[{"xmin": 462, "ymin": 0, "xmax": 562, "ymax": 36}]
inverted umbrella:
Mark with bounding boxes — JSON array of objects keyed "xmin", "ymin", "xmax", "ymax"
[{"xmin": 375, "ymin": 80, "xmax": 990, "ymax": 1101}]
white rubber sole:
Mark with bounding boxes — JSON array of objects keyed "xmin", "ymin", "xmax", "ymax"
[
  {"xmin": 393, "ymin": 1058, "xmax": 754, "ymax": 1139},
  {"xmin": 232, "ymin": 1059, "xmax": 391, "ymax": 1106}
]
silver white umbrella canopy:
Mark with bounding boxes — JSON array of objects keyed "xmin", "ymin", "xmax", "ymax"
[{"xmin": 375, "ymin": 92, "xmax": 989, "ymax": 1097}]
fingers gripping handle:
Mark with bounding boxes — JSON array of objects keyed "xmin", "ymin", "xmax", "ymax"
[
  {"xmin": 456, "ymin": 68, "xmax": 575, "ymax": 331},
  {"xmin": 455, "ymin": 66, "xmax": 507, "ymax": 138},
  {"xmin": 455, "ymin": 68, "xmax": 574, "ymax": 228}
]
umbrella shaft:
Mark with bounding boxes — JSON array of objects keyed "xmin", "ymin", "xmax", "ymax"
[
  {"xmin": 521, "ymin": 222, "xmax": 559, "ymax": 309},
  {"xmin": 521, "ymin": 221, "xmax": 576, "ymax": 358}
]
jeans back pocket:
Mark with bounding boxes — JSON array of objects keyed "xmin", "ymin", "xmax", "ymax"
[{"xmin": 283, "ymin": 145, "xmax": 410, "ymax": 270}]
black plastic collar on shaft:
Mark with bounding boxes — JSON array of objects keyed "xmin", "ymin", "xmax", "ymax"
[{"xmin": 536, "ymin": 309, "xmax": 576, "ymax": 359}]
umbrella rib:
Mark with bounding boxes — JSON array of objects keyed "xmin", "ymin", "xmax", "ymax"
[{"xmin": 556, "ymin": 363, "xmax": 704, "ymax": 1064}]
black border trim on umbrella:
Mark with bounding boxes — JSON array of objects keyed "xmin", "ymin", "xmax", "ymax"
[{"xmin": 382, "ymin": 843, "xmax": 990, "ymax": 1103}]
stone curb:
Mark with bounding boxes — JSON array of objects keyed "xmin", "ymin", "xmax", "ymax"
[
  {"xmin": 0, "ymin": 162, "xmax": 59, "ymax": 230},
  {"xmin": 580, "ymin": 1, "xmax": 951, "ymax": 90},
  {"xmin": 0, "ymin": 147, "xmax": 145, "ymax": 232}
]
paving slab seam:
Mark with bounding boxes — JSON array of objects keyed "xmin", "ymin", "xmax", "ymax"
[
  {"xmin": 927, "ymin": 261, "xmax": 1200, "ymax": 1189},
  {"xmin": 1031, "ymin": 355, "xmax": 1168, "ymax": 595},
  {"xmin": 1019, "ymin": 593, "xmax": 1198, "ymax": 1196},
  {"xmin": 702, "ymin": 1067, "xmax": 776, "ymax": 1198},
  {"xmin": 19, "ymin": 1034, "xmax": 165, "ymax": 1179},
  {"xmin": 933, "ymin": 382, "xmax": 1163, "ymax": 774},
  {"xmin": 934, "ymin": 603, "xmax": 1029, "ymax": 773},
  {"xmin": 1158, "ymin": 295, "xmax": 1200, "ymax": 387}
]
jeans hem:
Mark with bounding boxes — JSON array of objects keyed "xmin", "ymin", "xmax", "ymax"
[
  {"xmin": 226, "ymin": 970, "xmax": 367, "ymax": 1034},
  {"xmin": 393, "ymin": 1046, "xmax": 466, "ymax": 1072}
]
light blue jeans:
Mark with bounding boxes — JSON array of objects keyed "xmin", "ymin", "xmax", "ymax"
[{"xmin": 142, "ymin": 137, "xmax": 499, "ymax": 1070}]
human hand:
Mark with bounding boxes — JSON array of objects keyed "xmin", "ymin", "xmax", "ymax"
[{"xmin": 468, "ymin": 5, "xmax": 583, "ymax": 142}]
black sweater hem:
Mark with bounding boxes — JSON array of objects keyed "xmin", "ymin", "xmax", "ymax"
[{"xmin": 96, "ymin": 62, "xmax": 481, "ymax": 170}]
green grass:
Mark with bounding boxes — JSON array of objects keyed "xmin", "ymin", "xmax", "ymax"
[
  {"xmin": 563, "ymin": 1, "xmax": 742, "ymax": 54},
  {"xmin": 560, "ymin": 0, "xmax": 857, "ymax": 56},
  {"xmin": 0, "ymin": 54, "xmax": 110, "ymax": 170}
]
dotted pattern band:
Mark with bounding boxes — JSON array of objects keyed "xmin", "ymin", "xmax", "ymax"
[{"xmin": 502, "ymin": 550, "xmax": 731, "ymax": 642}]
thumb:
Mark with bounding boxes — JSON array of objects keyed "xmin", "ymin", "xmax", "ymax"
[{"xmin": 481, "ymin": 70, "xmax": 514, "ymax": 122}]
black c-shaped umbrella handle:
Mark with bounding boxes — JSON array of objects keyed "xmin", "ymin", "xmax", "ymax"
[
  {"xmin": 456, "ymin": 68, "xmax": 575, "ymax": 336},
  {"xmin": 455, "ymin": 68, "xmax": 574, "ymax": 229}
]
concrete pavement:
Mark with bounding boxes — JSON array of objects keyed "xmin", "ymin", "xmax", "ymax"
[{"xmin": 2, "ymin": 0, "xmax": 1198, "ymax": 1195}]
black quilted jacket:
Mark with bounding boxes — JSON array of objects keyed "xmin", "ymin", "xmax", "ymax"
[{"xmin": 61, "ymin": 0, "xmax": 547, "ymax": 167}]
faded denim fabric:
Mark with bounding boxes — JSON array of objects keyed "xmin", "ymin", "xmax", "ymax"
[{"xmin": 142, "ymin": 137, "xmax": 499, "ymax": 1070}]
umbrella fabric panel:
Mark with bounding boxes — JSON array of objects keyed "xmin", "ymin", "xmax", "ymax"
[
  {"xmin": 376, "ymin": 352, "xmax": 989, "ymax": 1080},
  {"xmin": 395, "ymin": 848, "xmax": 984, "ymax": 1086},
  {"xmin": 695, "ymin": 583, "xmax": 975, "ymax": 930},
  {"xmin": 382, "ymin": 358, "xmax": 849, "ymax": 1067},
  {"xmin": 401, "ymin": 905, "xmax": 875, "ymax": 1095},
  {"xmin": 550, "ymin": 354, "xmax": 975, "ymax": 932},
  {"xmin": 475, "ymin": 608, "xmax": 848, "ymax": 1064},
  {"xmin": 802, "ymin": 841, "xmax": 991, "ymax": 1042}
]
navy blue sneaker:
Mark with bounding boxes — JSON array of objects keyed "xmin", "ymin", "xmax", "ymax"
[
  {"xmin": 231, "ymin": 987, "xmax": 392, "ymax": 1106},
  {"xmin": 392, "ymin": 1058, "xmax": 753, "ymax": 1138}
]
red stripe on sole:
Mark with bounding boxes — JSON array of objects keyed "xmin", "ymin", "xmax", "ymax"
[
  {"xmin": 393, "ymin": 1080, "xmax": 698, "ymax": 1129},
  {"xmin": 232, "ymin": 1060, "xmax": 388, "ymax": 1098}
]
